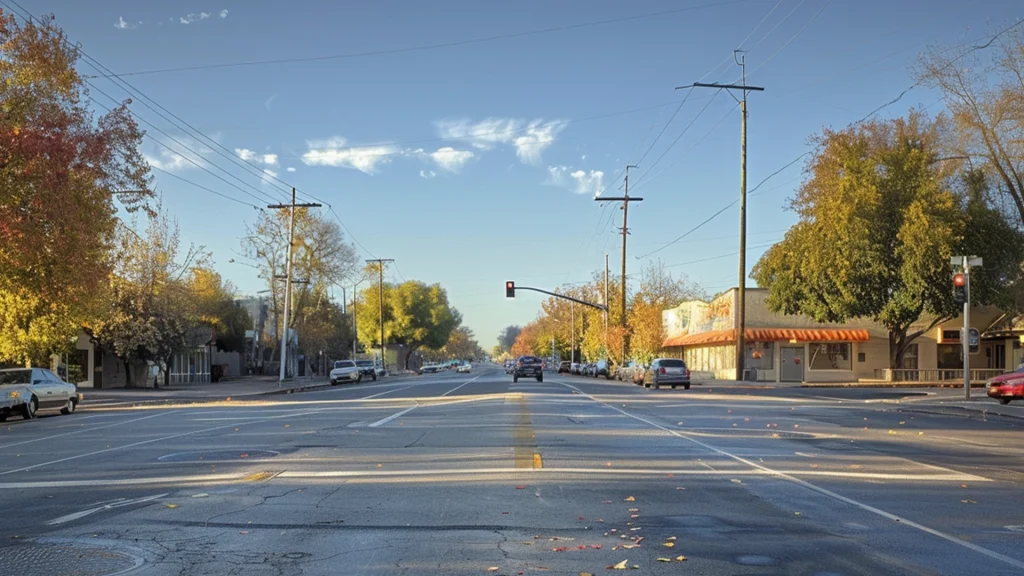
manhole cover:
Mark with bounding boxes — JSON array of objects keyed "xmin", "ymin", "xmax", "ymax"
[
  {"xmin": 0, "ymin": 542, "xmax": 142, "ymax": 576},
  {"xmin": 157, "ymin": 449, "xmax": 279, "ymax": 462}
]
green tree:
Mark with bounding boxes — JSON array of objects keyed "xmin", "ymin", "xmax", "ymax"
[
  {"xmin": 0, "ymin": 12, "xmax": 151, "ymax": 366},
  {"xmin": 189, "ymin": 268, "xmax": 251, "ymax": 353},
  {"xmin": 358, "ymin": 278, "xmax": 461, "ymax": 369},
  {"xmin": 751, "ymin": 113, "xmax": 964, "ymax": 369}
]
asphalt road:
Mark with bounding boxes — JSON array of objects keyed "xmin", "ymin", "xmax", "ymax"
[{"xmin": 1, "ymin": 365, "xmax": 1022, "ymax": 575}]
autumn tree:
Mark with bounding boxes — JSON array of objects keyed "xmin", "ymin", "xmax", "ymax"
[
  {"xmin": 189, "ymin": 268, "xmax": 251, "ymax": 353},
  {"xmin": 916, "ymin": 28, "xmax": 1024, "ymax": 226},
  {"xmin": 240, "ymin": 208, "xmax": 359, "ymax": 362},
  {"xmin": 752, "ymin": 113, "xmax": 965, "ymax": 369},
  {"xmin": 358, "ymin": 277, "xmax": 461, "ymax": 369},
  {"xmin": 0, "ymin": 11, "xmax": 151, "ymax": 365},
  {"xmin": 425, "ymin": 326, "xmax": 484, "ymax": 362}
]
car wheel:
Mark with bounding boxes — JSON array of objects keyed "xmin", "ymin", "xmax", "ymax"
[
  {"xmin": 654, "ymin": 382, "xmax": 660, "ymax": 390},
  {"xmin": 513, "ymin": 375, "xmax": 519, "ymax": 383},
  {"xmin": 357, "ymin": 375, "xmax": 363, "ymax": 384},
  {"xmin": 61, "ymin": 398, "xmax": 77, "ymax": 415},
  {"xmin": 21, "ymin": 396, "xmax": 37, "ymax": 420},
  {"xmin": 536, "ymin": 375, "xmax": 543, "ymax": 382},
  {"xmin": 372, "ymin": 374, "xmax": 378, "ymax": 382},
  {"xmin": 684, "ymin": 383, "xmax": 691, "ymax": 390},
  {"xmin": 330, "ymin": 379, "xmax": 337, "ymax": 386},
  {"xmin": 999, "ymin": 398, "xmax": 1012, "ymax": 405},
  {"xmin": 671, "ymin": 385, "xmax": 677, "ymax": 389}
]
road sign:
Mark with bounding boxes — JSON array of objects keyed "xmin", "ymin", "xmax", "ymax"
[{"xmin": 968, "ymin": 328, "xmax": 980, "ymax": 354}]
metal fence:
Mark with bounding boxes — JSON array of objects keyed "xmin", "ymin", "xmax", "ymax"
[{"xmin": 874, "ymin": 368, "xmax": 1005, "ymax": 383}]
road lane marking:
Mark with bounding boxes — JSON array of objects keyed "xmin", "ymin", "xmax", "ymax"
[
  {"xmin": 0, "ymin": 408, "xmax": 329, "ymax": 477},
  {"xmin": 555, "ymin": 380, "xmax": 1023, "ymax": 572},
  {"xmin": 441, "ymin": 374, "xmax": 483, "ymax": 397},
  {"xmin": 367, "ymin": 405, "xmax": 418, "ymax": 428},
  {"xmin": 513, "ymin": 394, "xmax": 538, "ymax": 469},
  {"xmin": 0, "ymin": 411, "xmax": 172, "ymax": 450},
  {"xmin": 45, "ymin": 493, "xmax": 169, "ymax": 525},
  {"xmin": 532, "ymin": 453, "xmax": 543, "ymax": 468},
  {"xmin": 366, "ymin": 375, "xmax": 484, "ymax": 427}
]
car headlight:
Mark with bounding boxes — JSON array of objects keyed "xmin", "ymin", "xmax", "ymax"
[{"xmin": 8, "ymin": 390, "xmax": 19, "ymax": 399}]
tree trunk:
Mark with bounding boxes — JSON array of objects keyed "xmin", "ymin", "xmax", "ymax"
[{"xmin": 124, "ymin": 360, "xmax": 133, "ymax": 388}]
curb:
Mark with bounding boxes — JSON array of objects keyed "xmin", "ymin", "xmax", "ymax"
[
  {"xmin": 801, "ymin": 382, "xmax": 987, "ymax": 389},
  {"xmin": 895, "ymin": 404, "xmax": 1024, "ymax": 421}
]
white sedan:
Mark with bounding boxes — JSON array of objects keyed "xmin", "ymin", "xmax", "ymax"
[
  {"xmin": 0, "ymin": 367, "xmax": 81, "ymax": 421},
  {"xmin": 457, "ymin": 362, "xmax": 472, "ymax": 373},
  {"xmin": 329, "ymin": 360, "xmax": 362, "ymax": 385}
]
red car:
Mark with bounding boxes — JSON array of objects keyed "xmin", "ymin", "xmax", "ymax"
[{"xmin": 986, "ymin": 366, "xmax": 1024, "ymax": 404}]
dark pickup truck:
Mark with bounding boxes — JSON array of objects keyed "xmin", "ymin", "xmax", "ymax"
[{"xmin": 513, "ymin": 355, "xmax": 544, "ymax": 383}]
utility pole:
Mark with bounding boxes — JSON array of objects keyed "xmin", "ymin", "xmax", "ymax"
[
  {"xmin": 267, "ymin": 188, "xmax": 320, "ymax": 383},
  {"xmin": 366, "ymin": 259, "xmax": 394, "ymax": 372},
  {"xmin": 570, "ymin": 300, "xmax": 576, "ymax": 364},
  {"xmin": 682, "ymin": 51, "xmax": 763, "ymax": 381},
  {"xmin": 595, "ymin": 166, "xmax": 642, "ymax": 361},
  {"xmin": 604, "ymin": 253, "xmax": 610, "ymax": 356}
]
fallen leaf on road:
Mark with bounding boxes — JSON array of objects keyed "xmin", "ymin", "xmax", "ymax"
[
  {"xmin": 488, "ymin": 567, "xmax": 499, "ymax": 572},
  {"xmin": 675, "ymin": 487, "xmax": 685, "ymax": 491},
  {"xmin": 665, "ymin": 536, "xmax": 676, "ymax": 541},
  {"xmin": 620, "ymin": 544, "xmax": 637, "ymax": 549},
  {"xmin": 578, "ymin": 516, "xmax": 586, "ymax": 520},
  {"xmin": 239, "ymin": 530, "xmax": 248, "ymax": 534},
  {"xmin": 624, "ymin": 496, "xmax": 635, "ymax": 502},
  {"xmin": 534, "ymin": 535, "xmax": 541, "ymax": 539},
  {"xmin": 809, "ymin": 464, "xmax": 819, "ymax": 468},
  {"xmin": 629, "ymin": 527, "xmax": 641, "ymax": 531},
  {"xmin": 165, "ymin": 504, "xmax": 178, "ymax": 509},
  {"xmin": 744, "ymin": 417, "xmax": 750, "ymax": 422},
  {"xmin": 961, "ymin": 499, "xmax": 977, "ymax": 504},
  {"xmin": 675, "ymin": 555, "xmax": 687, "ymax": 561},
  {"xmin": 657, "ymin": 558, "xmax": 672, "ymax": 562},
  {"xmin": 793, "ymin": 424, "xmax": 799, "ymax": 429},
  {"xmin": 662, "ymin": 542, "xmax": 675, "ymax": 548},
  {"xmin": 630, "ymin": 514, "xmax": 639, "ymax": 519},
  {"xmin": 377, "ymin": 463, "xmax": 383, "ymax": 468},
  {"xmin": 794, "ymin": 512, "xmax": 801, "ymax": 516},
  {"xmin": 730, "ymin": 479, "xmax": 742, "ymax": 484},
  {"xmin": 608, "ymin": 560, "xmax": 629, "ymax": 570},
  {"xmin": 627, "ymin": 508, "xmax": 638, "ymax": 512},
  {"xmin": 239, "ymin": 453, "xmax": 248, "ymax": 458},
  {"xmin": 234, "ymin": 428, "xmax": 239, "ymax": 432},
  {"xmin": 899, "ymin": 421, "xmax": 905, "ymax": 425},
  {"xmin": 634, "ymin": 537, "xmax": 644, "ymax": 544},
  {"xmin": 191, "ymin": 493, "xmax": 209, "ymax": 498},
  {"xmin": 590, "ymin": 545, "xmax": 602, "ymax": 549},
  {"xmin": 580, "ymin": 573, "xmax": 594, "ymax": 576},
  {"xmin": 516, "ymin": 485, "xmax": 526, "ymax": 490},
  {"xmin": 552, "ymin": 547, "xmax": 569, "ymax": 552},
  {"xmin": 961, "ymin": 484, "xmax": 968, "ymax": 489},
  {"xmin": 597, "ymin": 519, "xmax": 604, "ymax": 523},
  {"xmin": 284, "ymin": 424, "xmax": 290, "ymax": 428}
]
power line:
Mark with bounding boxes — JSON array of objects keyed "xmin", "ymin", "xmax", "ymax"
[
  {"xmin": 83, "ymin": 0, "xmax": 758, "ymax": 79},
  {"xmin": 630, "ymin": 90, "xmax": 724, "ymax": 188},
  {"xmin": 151, "ymin": 167, "xmax": 262, "ymax": 209},
  {"xmin": 663, "ymin": 240, "xmax": 781, "ymax": 269},
  {"xmin": 744, "ymin": 0, "xmax": 833, "ymax": 79}
]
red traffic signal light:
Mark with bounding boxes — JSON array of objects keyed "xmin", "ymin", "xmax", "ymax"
[
  {"xmin": 953, "ymin": 273, "xmax": 966, "ymax": 287},
  {"xmin": 505, "ymin": 281, "xmax": 515, "ymax": 298}
]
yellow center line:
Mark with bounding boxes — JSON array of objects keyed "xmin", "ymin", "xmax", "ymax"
[{"xmin": 513, "ymin": 395, "xmax": 542, "ymax": 469}]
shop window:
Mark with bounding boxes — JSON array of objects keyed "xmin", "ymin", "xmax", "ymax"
[
  {"xmin": 809, "ymin": 343, "xmax": 851, "ymax": 370},
  {"xmin": 746, "ymin": 341, "xmax": 774, "ymax": 369}
]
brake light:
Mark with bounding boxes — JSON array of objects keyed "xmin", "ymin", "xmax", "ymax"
[
  {"xmin": 685, "ymin": 368, "xmax": 690, "ymax": 378},
  {"xmin": 659, "ymin": 367, "xmax": 666, "ymax": 375}
]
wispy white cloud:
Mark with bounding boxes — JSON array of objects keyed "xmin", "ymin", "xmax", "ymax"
[
  {"xmin": 234, "ymin": 148, "xmax": 278, "ymax": 166},
  {"xmin": 434, "ymin": 117, "xmax": 566, "ymax": 165},
  {"xmin": 301, "ymin": 137, "xmax": 398, "ymax": 175},
  {"xmin": 145, "ymin": 137, "xmax": 210, "ymax": 172},
  {"xmin": 180, "ymin": 12, "xmax": 213, "ymax": 25},
  {"xmin": 429, "ymin": 147, "xmax": 474, "ymax": 172},
  {"xmin": 286, "ymin": 167, "xmax": 297, "ymax": 173},
  {"xmin": 220, "ymin": 9, "xmax": 229, "ymax": 19},
  {"xmin": 114, "ymin": 17, "xmax": 137, "ymax": 30},
  {"xmin": 548, "ymin": 165, "xmax": 605, "ymax": 196},
  {"xmin": 420, "ymin": 170, "xmax": 437, "ymax": 179}
]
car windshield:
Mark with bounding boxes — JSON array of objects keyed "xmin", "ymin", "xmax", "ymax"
[
  {"xmin": 7, "ymin": 7, "xmax": 1024, "ymax": 574},
  {"xmin": 0, "ymin": 369, "xmax": 32, "ymax": 385}
]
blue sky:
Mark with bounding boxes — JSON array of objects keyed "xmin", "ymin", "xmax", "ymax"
[{"xmin": 15, "ymin": 0, "xmax": 1024, "ymax": 349}]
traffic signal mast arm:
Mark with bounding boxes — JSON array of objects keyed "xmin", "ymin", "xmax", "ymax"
[{"xmin": 505, "ymin": 281, "xmax": 608, "ymax": 312}]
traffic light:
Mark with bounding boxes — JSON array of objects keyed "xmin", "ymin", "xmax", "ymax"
[
  {"xmin": 505, "ymin": 281, "xmax": 515, "ymax": 298},
  {"xmin": 953, "ymin": 273, "xmax": 966, "ymax": 305}
]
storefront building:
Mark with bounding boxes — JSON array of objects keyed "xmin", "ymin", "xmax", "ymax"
[{"xmin": 662, "ymin": 288, "xmax": 1021, "ymax": 383}]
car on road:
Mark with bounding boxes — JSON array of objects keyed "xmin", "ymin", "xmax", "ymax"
[
  {"xmin": 558, "ymin": 361, "xmax": 571, "ymax": 374},
  {"xmin": 513, "ymin": 355, "xmax": 544, "ymax": 383},
  {"xmin": 457, "ymin": 362, "xmax": 472, "ymax": 373},
  {"xmin": 641, "ymin": 358, "xmax": 691, "ymax": 390},
  {"xmin": 504, "ymin": 360, "xmax": 515, "ymax": 374},
  {"xmin": 420, "ymin": 363, "xmax": 441, "ymax": 374},
  {"xmin": 354, "ymin": 360, "xmax": 379, "ymax": 381},
  {"xmin": 570, "ymin": 362, "xmax": 582, "ymax": 375},
  {"xmin": 329, "ymin": 360, "xmax": 361, "ymax": 385},
  {"xmin": 0, "ymin": 367, "xmax": 81, "ymax": 421},
  {"xmin": 594, "ymin": 359, "xmax": 613, "ymax": 379},
  {"xmin": 987, "ymin": 365, "xmax": 1024, "ymax": 404}
]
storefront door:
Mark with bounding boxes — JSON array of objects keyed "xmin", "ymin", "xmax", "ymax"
[{"xmin": 781, "ymin": 346, "xmax": 804, "ymax": 382}]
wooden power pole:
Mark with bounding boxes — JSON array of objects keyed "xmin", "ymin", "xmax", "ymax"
[{"xmin": 595, "ymin": 165, "xmax": 642, "ymax": 361}]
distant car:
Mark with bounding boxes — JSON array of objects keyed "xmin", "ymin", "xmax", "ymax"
[
  {"xmin": 329, "ymin": 360, "xmax": 361, "ymax": 385},
  {"xmin": 504, "ymin": 360, "xmax": 515, "ymax": 374},
  {"xmin": 594, "ymin": 360, "xmax": 613, "ymax": 379},
  {"xmin": 0, "ymin": 367, "xmax": 81, "ymax": 421},
  {"xmin": 571, "ymin": 362, "xmax": 582, "ymax": 375},
  {"xmin": 642, "ymin": 358, "xmax": 691, "ymax": 390},
  {"xmin": 354, "ymin": 360, "xmax": 379, "ymax": 381},
  {"xmin": 420, "ymin": 363, "xmax": 441, "ymax": 374},
  {"xmin": 513, "ymin": 355, "xmax": 544, "ymax": 383},
  {"xmin": 987, "ymin": 366, "xmax": 1024, "ymax": 404},
  {"xmin": 457, "ymin": 362, "xmax": 472, "ymax": 373},
  {"xmin": 558, "ymin": 361, "xmax": 571, "ymax": 374}
]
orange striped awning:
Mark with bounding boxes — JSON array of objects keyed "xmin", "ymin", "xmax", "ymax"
[{"xmin": 662, "ymin": 328, "xmax": 870, "ymax": 348}]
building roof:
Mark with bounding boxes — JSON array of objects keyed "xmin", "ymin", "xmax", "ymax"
[{"xmin": 663, "ymin": 328, "xmax": 871, "ymax": 348}]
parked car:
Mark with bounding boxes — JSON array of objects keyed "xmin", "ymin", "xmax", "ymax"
[
  {"xmin": 354, "ymin": 360, "xmax": 379, "ymax": 381},
  {"xmin": 513, "ymin": 355, "xmax": 544, "ymax": 383},
  {"xmin": 594, "ymin": 359, "xmax": 613, "ymax": 379},
  {"xmin": 633, "ymin": 363, "xmax": 649, "ymax": 385},
  {"xmin": 504, "ymin": 360, "xmax": 516, "ymax": 374},
  {"xmin": 641, "ymin": 358, "xmax": 691, "ymax": 390},
  {"xmin": 583, "ymin": 363, "xmax": 597, "ymax": 377},
  {"xmin": 329, "ymin": 360, "xmax": 361, "ymax": 385},
  {"xmin": 558, "ymin": 361, "xmax": 572, "ymax": 374},
  {"xmin": 571, "ymin": 362, "xmax": 582, "ymax": 375},
  {"xmin": 457, "ymin": 362, "xmax": 472, "ymax": 373},
  {"xmin": 987, "ymin": 366, "xmax": 1024, "ymax": 404},
  {"xmin": 0, "ymin": 367, "xmax": 81, "ymax": 421}
]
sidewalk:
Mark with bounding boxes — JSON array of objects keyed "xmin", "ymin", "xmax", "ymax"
[{"xmin": 80, "ymin": 374, "xmax": 392, "ymax": 406}]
